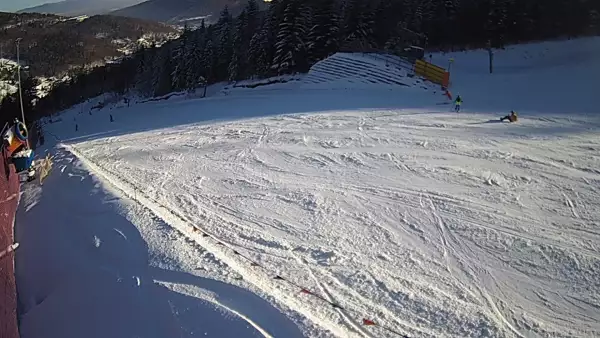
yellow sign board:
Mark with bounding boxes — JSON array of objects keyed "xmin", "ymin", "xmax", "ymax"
[{"xmin": 414, "ymin": 60, "xmax": 450, "ymax": 87}]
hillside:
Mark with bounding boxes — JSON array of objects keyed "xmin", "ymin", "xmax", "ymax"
[
  {"xmin": 18, "ymin": 0, "xmax": 145, "ymax": 17},
  {"xmin": 111, "ymin": 0, "xmax": 266, "ymax": 25},
  {"xmin": 0, "ymin": 12, "xmax": 178, "ymax": 77}
]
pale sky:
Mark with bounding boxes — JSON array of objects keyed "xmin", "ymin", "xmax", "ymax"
[{"xmin": 0, "ymin": 0, "xmax": 60, "ymax": 12}]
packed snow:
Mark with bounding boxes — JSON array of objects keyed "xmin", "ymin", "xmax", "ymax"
[{"xmin": 18, "ymin": 37, "xmax": 600, "ymax": 338}]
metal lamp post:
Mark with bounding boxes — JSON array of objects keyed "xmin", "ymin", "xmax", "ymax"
[
  {"xmin": 16, "ymin": 38, "xmax": 29, "ymax": 148},
  {"xmin": 16, "ymin": 39, "xmax": 25, "ymax": 122}
]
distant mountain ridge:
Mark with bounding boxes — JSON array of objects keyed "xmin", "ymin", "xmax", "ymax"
[
  {"xmin": 0, "ymin": 12, "xmax": 178, "ymax": 77},
  {"xmin": 18, "ymin": 0, "xmax": 144, "ymax": 17},
  {"xmin": 110, "ymin": 0, "xmax": 266, "ymax": 24},
  {"xmin": 17, "ymin": 0, "xmax": 265, "ymax": 25}
]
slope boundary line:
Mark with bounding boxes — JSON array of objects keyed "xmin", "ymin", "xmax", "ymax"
[{"xmin": 291, "ymin": 253, "xmax": 375, "ymax": 338}]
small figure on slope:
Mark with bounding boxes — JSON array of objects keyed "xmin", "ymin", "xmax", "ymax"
[
  {"xmin": 500, "ymin": 111, "xmax": 518, "ymax": 122},
  {"xmin": 454, "ymin": 95, "xmax": 463, "ymax": 112}
]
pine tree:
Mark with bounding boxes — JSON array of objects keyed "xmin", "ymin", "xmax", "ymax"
[
  {"xmin": 245, "ymin": 0, "xmax": 261, "ymax": 39},
  {"xmin": 373, "ymin": 0, "xmax": 398, "ymax": 48},
  {"xmin": 153, "ymin": 43, "xmax": 174, "ymax": 96},
  {"xmin": 248, "ymin": 20, "xmax": 271, "ymax": 77},
  {"xmin": 135, "ymin": 47, "xmax": 156, "ymax": 97},
  {"xmin": 228, "ymin": 53, "xmax": 240, "ymax": 82},
  {"xmin": 241, "ymin": 0, "xmax": 261, "ymax": 76},
  {"xmin": 203, "ymin": 38, "xmax": 216, "ymax": 82},
  {"xmin": 260, "ymin": 0, "xmax": 286, "ymax": 77},
  {"xmin": 113, "ymin": 56, "xmax": 136, "ymax": 96},
  {"xmin": 0, "ymin": 96, "xmax": 19, "ymax": 123},
  {"xmin": 306, "ymin": 0, "xmax": 339, "ymax": 64},
  {"xmin": 171, "ymin": 25, "xmax": 193, "ymax": 91},
  {"xmin": 229, "ymin": 10, "xmax": 248, "ymax": 81},
  {"xmin": 183, "ymin": 21, "xmax": 207, "ymax": 90},
  {"xmin": 340, "ymin": 0, "xmax": 375, "ymax": 51},
  {"xmin": 420, "ymin": 0, "xmax": 436, "ymax": 35},
  {"xmin": 429, "ymin": 0, "xmax": 459, "ymax": 48},
  {"xmin": 486, "ymin": 0, "xmax": 510, "ymax": 48},
  {"xmin": 215, "ymin": 6, "xmax": 233, "ymax": 81},
  {"xmin": 272, "ymin": 0, "xmax": 309, "ymax": 74},
  {"xmin": 20, "ymin": 76, "xmax": 39, "ymax": 115},
  {"xmin": 592, "ymin": 5, "xmax": 600, "ymax": 34}
]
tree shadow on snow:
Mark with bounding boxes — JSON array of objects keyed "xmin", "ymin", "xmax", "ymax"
[
  {"xmin": 14, "ymin": 149, "xmax": 302, "ymax": 338},
  {"xmin": 47, "ymin": 88, "xmax": 600, "ymax": 147},
  {"xmin": 47, "ymin": 89, "xmax": 440, "ymax": 145}
]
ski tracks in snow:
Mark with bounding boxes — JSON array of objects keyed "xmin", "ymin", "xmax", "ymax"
[
  {"xmin": 427, "ymin": 196, "xmax": 524, "ymax": 338},
  {"xmin": 64, "ymin": 144, "xmax": 365, "ymax": 338},
  {"xmin": 292, "ymin": 253, "xmax": 375, "ymax": 338},
  {"xmin": 562, "ymin": 192, "xmax": 580, "ymax": 219},
  {"xmin": 64, "ymin": 108, "xmax": 600, "ymax": 338}
]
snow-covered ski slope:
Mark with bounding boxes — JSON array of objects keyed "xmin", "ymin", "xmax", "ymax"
[{"xmin": 34, "ymin": 37, "xmax": 599, "ymax": 338}]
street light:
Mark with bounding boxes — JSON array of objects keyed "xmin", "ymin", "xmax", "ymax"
[
  {"xmin": 16, "ymin": 38, "xmax": 29, "ymax": 148},
  {"xmin": 16, "ymin": 39, "xmax": 25, "ymax": 123}
]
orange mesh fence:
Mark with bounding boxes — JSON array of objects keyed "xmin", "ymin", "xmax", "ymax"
[{"xmin": 0, "ymin": 147, "xmax": 20, "ymax": 338}]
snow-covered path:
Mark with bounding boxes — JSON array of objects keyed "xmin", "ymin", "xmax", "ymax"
[{"xmin": 67, "ymin": 103, "xmax": 600, "ymax": 337}]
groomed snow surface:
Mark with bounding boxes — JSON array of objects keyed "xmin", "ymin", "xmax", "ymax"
[{"xmin": 16, "ymin": 37, "xmax": 600, "ymax": 338}]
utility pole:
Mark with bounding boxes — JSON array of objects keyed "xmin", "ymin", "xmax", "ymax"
[
  {"xmin": 16, "ymin": 38, "xmax": 29, "ymax": 148},
  {"xmin": 16, "ymin": 39, "xmax": 25, "ymax": 123},
  {"xmin": 487, "ymin": 40, "xmax": 494, "ymax": 74}
]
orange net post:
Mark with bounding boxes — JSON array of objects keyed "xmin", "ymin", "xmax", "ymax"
[{"xmin": 0, "ymin": 148, "xmax": 20, "ymax": 338}]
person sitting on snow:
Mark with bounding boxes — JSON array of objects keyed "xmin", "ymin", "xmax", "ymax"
[
  {"xmin": 454, "ymin": 95, "xmax": 463, "ymax": 112},
  {"xmin": 500, "ymin": 111, "xmax": 518, "ymax": 122}
]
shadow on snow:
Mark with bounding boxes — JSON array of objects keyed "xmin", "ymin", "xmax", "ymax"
[
  {"xmin": 46, "ymin": 89, "xmax": 600, "ymax": 147},
  {"xmin": 15, "ymin": 149, "xmax": 303, "ymax": 338}
]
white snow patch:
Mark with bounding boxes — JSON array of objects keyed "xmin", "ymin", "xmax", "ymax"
[{"xmin": 93, "ymin": 235, "xmax": 101, "ymax": 248}]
